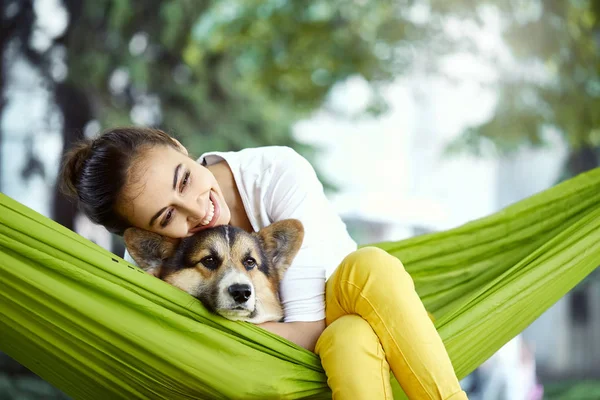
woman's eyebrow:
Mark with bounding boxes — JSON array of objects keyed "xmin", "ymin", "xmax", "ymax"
[
  {"xmin": 173, "ymin": 163, "xmax": 182, "ymax": 189},
  {"xmin": 149, "ymin": 207, "xmax": 168, "ymax": 227}
]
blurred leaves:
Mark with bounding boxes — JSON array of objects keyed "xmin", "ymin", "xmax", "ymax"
[
  {"xmin": 438, "ymin": 0, "xmax": 600, "ymax": 177},
  {"xmin": 63, "ymin": 0, "xmax": 456, "ymax": 167},
  {"xmin": 60, "ymin": 0, "xmax": 600, "ymax": 180}
]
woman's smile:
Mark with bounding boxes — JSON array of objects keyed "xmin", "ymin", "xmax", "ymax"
[{"xmin": 188, "ymin": 190, "xmax": 221, "ymax": 235}]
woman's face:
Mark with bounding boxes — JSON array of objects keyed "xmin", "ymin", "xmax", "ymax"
[{"xmin": 118, "ymin": 145, "xmax": 231, "ymax": 238}]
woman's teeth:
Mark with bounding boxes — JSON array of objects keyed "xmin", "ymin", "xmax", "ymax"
[{"xmin": 200, "ymin": 200, "xmax": 215, "ymax": 226}]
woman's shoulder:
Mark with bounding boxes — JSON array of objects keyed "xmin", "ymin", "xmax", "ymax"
[
  {"xmin": 239, "ymin": 146, "xmax": 306, "ymax": 165},
  {"xmin": 246, "ymin": 146, "xmax": 315, "ymax": 180},
  {"xmin": 202, "ymin": 146, "xmax": 312, "ymax": 175}
]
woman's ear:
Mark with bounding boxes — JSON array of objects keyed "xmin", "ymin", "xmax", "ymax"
[{"xmin": 171, "ymin": 138, "xmax": 189, "ymax": 156}]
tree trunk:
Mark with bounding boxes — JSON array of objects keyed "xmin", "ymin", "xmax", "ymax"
[
  {"xmin": 566, "ymin": 145, "xmax": 599, "ymax": 176},
  {"xmin": 51, "ymin": 0, "xmax": 89, "ymax": 231}
]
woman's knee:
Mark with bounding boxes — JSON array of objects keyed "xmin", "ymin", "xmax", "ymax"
[
  {"xmin": 315, "ymin": 315, "xmax": 377, "ymax": 356},
  {"xmin": 325, "ymin": 248, "xmax": 416, "ymax": 321},
  {"xmin": 339, "ymin": 246, "xmax": 407, "ymax": 280}
]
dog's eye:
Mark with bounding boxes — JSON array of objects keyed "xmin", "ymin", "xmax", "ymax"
[
  {"xmin": 243, "ymin": 257, "xmax": 256, "ymax": 270},
  {"xmin": 199, "ymin": 256, "xmax": 219, "ymax": 270}
]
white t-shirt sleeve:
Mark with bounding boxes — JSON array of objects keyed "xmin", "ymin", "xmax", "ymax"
[
  {"xmin": 123, "ymin": 248, "xmax": 137, "ymax": 266},
  {"xmin": 264, "ymin": 147, "xmax": 357, "ymax": 322}
]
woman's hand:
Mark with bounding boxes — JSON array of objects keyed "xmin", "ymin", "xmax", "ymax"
[{"xmin": 258, "ymin": 319, "xmax": 326, "ymax": 352}]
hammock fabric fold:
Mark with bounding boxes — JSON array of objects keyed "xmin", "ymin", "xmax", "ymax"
[{"xmin": 1, "ymin": 168, "xmax": 599, "ymax": 399}]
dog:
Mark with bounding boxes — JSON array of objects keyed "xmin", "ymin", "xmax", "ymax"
[{"xmin": 123, "ymin": 219, "xmax": 304, "ymax": 324}]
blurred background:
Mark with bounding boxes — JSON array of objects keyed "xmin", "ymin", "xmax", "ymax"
[{"xmin": 1, "ymin": 0, "xmax": 599, "ymax": 399}]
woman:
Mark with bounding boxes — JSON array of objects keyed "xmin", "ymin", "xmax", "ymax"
[{"xmin": 61, "ymin": 127, "xmax": 468, "ymax": 400}]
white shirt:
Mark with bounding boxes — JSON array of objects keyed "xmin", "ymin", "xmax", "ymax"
[{"xmin": 125, "ymin": 146, "xmax": 357, "ymax": 322}]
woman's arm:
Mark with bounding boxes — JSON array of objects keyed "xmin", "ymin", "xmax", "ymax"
[{"xmin": 258, "ymin": 319, "xmax": 326, "ymax": 352}]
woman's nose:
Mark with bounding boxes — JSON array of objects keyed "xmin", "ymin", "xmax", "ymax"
[{"xmin": 181, "ymin": 194, "xmax": 204, "ymax": 220}]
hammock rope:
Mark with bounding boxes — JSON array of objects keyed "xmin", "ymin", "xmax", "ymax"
[{"xmin": 1, "ymin": 167, "xmax": 599, "ymax": 399}]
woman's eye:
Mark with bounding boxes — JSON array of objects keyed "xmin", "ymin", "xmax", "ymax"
[
  {"xmin": 180, "ymin": 171, "xmax": 190, "ymax": 192},
  {"xmin": 243, "ymin": 257, "xmax": 256, "ymax": 269},
  {"xmin": 200, "ymin": 256, "xmax": 219, "ymax": 270},
  {"xmin": 161, "ymin": 209, "xmax": 174, "ymax": 227}
]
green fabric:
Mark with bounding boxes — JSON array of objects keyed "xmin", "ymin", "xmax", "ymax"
[{"xmin": 0, "ymin": 168, "xmax": 599, "ymax": 399}]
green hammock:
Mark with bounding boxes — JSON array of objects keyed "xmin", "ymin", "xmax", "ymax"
[{"xmin": 1, "ymin": 167, "xmax": 599, "ymax": 400}]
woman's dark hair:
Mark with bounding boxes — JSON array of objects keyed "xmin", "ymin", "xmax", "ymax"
[{"xmin": 60, "ymin": 127, "xmax": 180, "ymax": 235}]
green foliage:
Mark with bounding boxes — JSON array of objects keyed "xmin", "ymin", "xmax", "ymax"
[
  {"xmin": 65, "ymin": 1, "xmax": 599, "ymax": 179},
  {"xmin": 64, "ymin": 0, "xmax": 453, "ymax": 170},
  {"xmin": 543, "ymin": 380, "xmax": 600, "ymax": 400},
  {"xmin": 438, "ymin": 0, "xmax": 600, "ymax": 176}
]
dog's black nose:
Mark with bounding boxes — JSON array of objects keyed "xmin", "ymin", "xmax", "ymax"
[{"xmin": 228, "ymin": 284, "xmax": 252, "ymax": 303}]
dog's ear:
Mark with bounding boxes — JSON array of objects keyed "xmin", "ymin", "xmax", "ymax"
[
  {"xmin": 123, "ymin": 228, "xmax": 179, "ymax": 277},
  {"xmin": 257, "ymin": 219, "xmax": 304, "ymax": 278}
]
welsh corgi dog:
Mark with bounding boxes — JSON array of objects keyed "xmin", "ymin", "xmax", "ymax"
[{"xmin": 124, "ymin": 219, "xmax": 304, "ymax": 324}]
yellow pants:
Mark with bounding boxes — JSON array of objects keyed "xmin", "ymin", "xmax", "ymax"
[{"xmin": 315, "ymin": 247, "xmax": 468, "ymax": 400}]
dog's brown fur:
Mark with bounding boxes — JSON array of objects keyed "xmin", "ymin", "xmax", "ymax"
[{"xmin": 124, "ymin": 219, "xmax": 304, "ymax": 323}]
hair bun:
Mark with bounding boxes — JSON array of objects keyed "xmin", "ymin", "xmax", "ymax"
[{"xmin": 60, "ymin": 140, "xmax": 93, "ymax": 199}]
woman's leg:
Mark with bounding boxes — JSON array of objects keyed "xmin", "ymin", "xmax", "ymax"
[
  {"xmin": 316, "ymin": 314, "xmax": 393, "ymax": 400},
  {"xmin": 324, "ymin": 247, "xmax": 467, "ymax": 400}
]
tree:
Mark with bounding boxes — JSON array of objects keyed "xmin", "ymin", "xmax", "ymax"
[
  {"xmin": 438, "ymin": 0, "xmax": 600, "ymax": 179},
  {"xmin": 62, "ymin": 0, "xmax": 460, "ymax": 157},
  {"xmin": 4, "ymin": 0, "xmax": 598, "ymax": 227},
  {"xmin": 3, "ymin": 0, "xmax": 466, "ymax": 239}
]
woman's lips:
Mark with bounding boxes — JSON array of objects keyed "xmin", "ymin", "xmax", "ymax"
[{"xmin": 188, "ymin": 191, "xmax": 220, "ymax": 234}]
